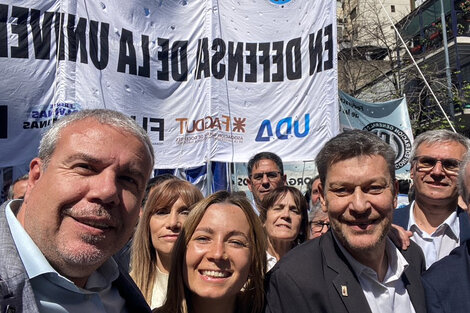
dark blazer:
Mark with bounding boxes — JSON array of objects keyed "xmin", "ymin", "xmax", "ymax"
[
  {"xmin": 393, "ymin": 204, "xmax": 470, "ymax": 242},
  {"xmin": 422, "ymin": 240, "xmax": 470, "ymax": 313},
  {"xmin": 0, "ymin": 200, "xmax": 151, "ymax": 313},
  {"xmin": 264, "ymin": 231, "xmax": 427, "ymax": 313}
]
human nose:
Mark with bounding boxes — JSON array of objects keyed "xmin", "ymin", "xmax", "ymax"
[
  {"xmin": 207, "ymin": 239, "xmax": 227, "ymax": 261},
  {"xmin": 88, "ymin": 170, "xmax": 120, "ymax": 205},
  {"xmin": 167, "ymin": 210, "xmax": 181, "ymax": 230},
  {"xmin": 261, "ymin": 173, "xmax": 270, "ymax": 185},
  {"xmin": 430, "ymin": 160, "xmax": 445, "ymax": 175},
  {"xmin": 280, "ymin": 207, "xmax": 291, "ymax": 219},
  {"xmin": 350, "ymin": 188, "xmax": 369, "ymax": 213}
]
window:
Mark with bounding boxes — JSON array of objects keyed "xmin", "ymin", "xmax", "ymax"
[{"xmin": 391, "ymin": 5, "xmax": 395, "ymax": 13}]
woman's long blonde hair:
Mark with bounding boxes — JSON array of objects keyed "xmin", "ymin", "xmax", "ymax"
[
  {"xmin": 155, "ymin": 191, "xmax": 267, "ymax": 313},
  {"xmin": 130, "ymin": 178, "xmax": 203, "ymax": 304}
]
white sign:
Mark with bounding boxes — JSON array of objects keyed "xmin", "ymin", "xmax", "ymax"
[{"xmin": 0, "ymin": 0, "xmax": 338, "ymax": 169}]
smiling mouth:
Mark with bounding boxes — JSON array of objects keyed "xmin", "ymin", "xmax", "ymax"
[
  {"xmin": 161, "ymin": 234, "xmax": 179, "ymax": 240},
  {"xmin": 345, "ymin": 219, "xmax": 379, "ymax": 230},
  {"xmin": 71, "ymin": 216, "xmax": 114, "ymax": 231},
  {"xmin": 426, "ymin": 181, "xmax": 449, "ymax": 187},
  {"xmin": 200, "ymin": 270, "xmax": 231, "ymax": 278}
]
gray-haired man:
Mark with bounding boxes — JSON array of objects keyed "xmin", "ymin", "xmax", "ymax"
[
  {"xmin": 394, "ymin": 130, "xmax": 470, "ymax": 268},
  {"xmin": 421, "ymin": 151, "xmax": 470, "ymax": 313},
  {"xmin": 0, "ymin": 109, "xmax": 153, "ymax": 312}
]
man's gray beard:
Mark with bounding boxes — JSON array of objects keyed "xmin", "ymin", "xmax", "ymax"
[{"xmin": 58, "ymin": 233, "xmax": 108, "ymax": 265}]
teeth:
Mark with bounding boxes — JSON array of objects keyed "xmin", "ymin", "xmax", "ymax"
[{"xmin": 201, "ymin": 270, "xmax": 230, "ymax": 278}]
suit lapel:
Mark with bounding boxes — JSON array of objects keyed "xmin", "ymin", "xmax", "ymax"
[
  {"xmin": 113, "ymin": 270, "xmax": 151, "ymax": 313},
  {"xmin": 401, "ymin": 248, "xmax": 426, "ymax": 313},
  {"xmin": 322, "ymin": 233, "xmax": 373, "ymax": 313},
  {"xmin": 458, "ymin": 207, "xmax": 470, "ymax": 242}
]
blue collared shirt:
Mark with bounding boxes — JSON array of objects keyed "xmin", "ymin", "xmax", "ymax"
[{"xmin": 5, "ymin": 200, "xmax": 128, "ymax": 313}]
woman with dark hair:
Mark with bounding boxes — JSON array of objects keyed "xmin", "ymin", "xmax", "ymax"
[
  {"xmin": 155, "ymin": 191, "xmax": 267, "ymax": 313},
  {"xmin": 130, "ymin": 179, "xmax": 203, "ymax": 309},
  {"xmin": 259, "ymin": 186, "xmax": 308, "ymax": 271}
]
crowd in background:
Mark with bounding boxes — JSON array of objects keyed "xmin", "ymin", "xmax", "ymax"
[{"xmin": 2, "ymin": 109, "xmax": 470, "ymax": 313}]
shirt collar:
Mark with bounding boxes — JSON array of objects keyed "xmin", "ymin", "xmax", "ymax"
[
  {"xmin": 5, "ymin": 200, "xmax": 55, "ymax": 279},
  {"xmin": 409, "ymin": 201, "xmax": 459, "ymax": 238},
  {"xmin": 5, "ymin": 201, "xmax": 120, "ymax": 292},
  {"xmin": 333, "ymin": 232, "xmax": 409, "ymax": 283}
]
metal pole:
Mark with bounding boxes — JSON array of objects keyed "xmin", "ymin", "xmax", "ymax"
[
  {"xmin": 206, "ymin": 160, "xmax": 212, "ymax": 196},
  {"xmin": 440, "ymin": 0, "xmax": 454, "ymax": 119}
]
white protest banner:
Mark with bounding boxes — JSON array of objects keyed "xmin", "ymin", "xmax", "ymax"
[
  {"xmin": 339, "ymin": 90, "xmax": 414, "ymax": 175},
  {"xmin": 0, "ymin": 0, "xmax": 338, "ymax": 169}
]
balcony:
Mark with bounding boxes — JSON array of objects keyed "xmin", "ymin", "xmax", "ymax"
[{"xmin": 398, "ymin": 0, "xmax": 470, "ymax": 70}]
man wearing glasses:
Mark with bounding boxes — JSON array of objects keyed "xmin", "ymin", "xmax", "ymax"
[
  {"xmin": 394, "ymin": 129, "xmax": 470, "ymax": 268},
  {"xmin": 307, "ymin": 201, "xmax": 330, "ymax": 239},
  {"xmin": 421, "ymin": 151, "xmax": 470, "ymax": 313},
  {"xmin": 247, "ymin": 152, "xmax": 286, "ymax": 212}
]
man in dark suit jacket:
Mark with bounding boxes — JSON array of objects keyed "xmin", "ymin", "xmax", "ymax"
[
  {"xmin": 421, "ymin": 152, "xmax": 470, "ymax": 313},
  {"xmin": 0, "ymin": 109, "xmax": 153, "ymax": 312},
  {"xmin": 265, "ymin": 130, "xmax": 426, "ymax": 313}
]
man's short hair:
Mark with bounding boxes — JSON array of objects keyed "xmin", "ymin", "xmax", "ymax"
[
  {"xmin": 315, "ymin": 130, "xmax": 396, "ymax": 189},
  {"xmin": 247, "ymin": 152, "xmax": 284, "ymax": 177},
  {"xmin": 39, "ymin": 109, "xmax": 154, "ymax": 168},
  {"xmin": 410, "ymin": 130, "xmax": 470, "ymax": 161},
  {"xmin": 458, "ymin": 152, "xmax": 470, "ymax": 205},
  {"xmin": 7, "ymin": 174, "xmax": 29, "ymax": 200}
]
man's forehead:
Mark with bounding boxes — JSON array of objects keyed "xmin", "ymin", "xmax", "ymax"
[
  {"xmin": 253, "ymin": 159, "xmax": 280, "ymax": 171},
  {"xmin": 325, "ymin": 155, "xmax": 391, "ymax": 180},
  {"xmin": 312, "ymin": 179, "xmax": 321, "ymax": 188},
  {"xmin": 57, "ymin": 119, "xmax": 152, "ymax": 169},
  {"xmin": 417, "ymin": 140, "xmax": 467, "ymax": 155}
]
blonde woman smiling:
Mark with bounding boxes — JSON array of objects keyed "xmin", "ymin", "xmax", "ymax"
[{"xmin": 155, "ymin": 191, "xmax": 267, "ymax": 313}]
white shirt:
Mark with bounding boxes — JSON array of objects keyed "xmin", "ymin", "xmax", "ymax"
[
  {"xmin": 266, "ymin": 251, "xmax": 278, "ymax": 272},
  {"xmin": 408, "ymin": 201, "xmax": 460, "ymax": 269},
  {"xmin": 150, "ymin": 267, "xmax": 169, "ymax": 309},
  {"xmin": 336, "ymin": 236, "xmax": 416, "ymax": 313},
  {"xmin": 6, "ymin": 200, "xmax": 128, "ymax": 313}
]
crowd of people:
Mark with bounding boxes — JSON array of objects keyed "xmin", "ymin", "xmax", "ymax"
[{"xmin": 1, "ymin": 108, "xmax": 469, "ymax": 313}]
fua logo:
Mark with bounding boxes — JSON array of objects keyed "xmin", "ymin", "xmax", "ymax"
[
  {"xmin": 255, "ymin": 114, "xmax": 310, "ymax": 142},
  {"xmin": 270, "ymin": 0, "xmax": 292, "ymax": 4}
]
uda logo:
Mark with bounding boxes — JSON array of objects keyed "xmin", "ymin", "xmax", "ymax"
[
  {"xmin": 269, "ymin": 0, "xmax": 293, "ymax": 6},
  {"xmin": 255, "ymin": 114, "xmax": 310, "ymax": 142},
  {"xmin": 363, "ymin": 122, "xmax": 412, "ymax": 170}
]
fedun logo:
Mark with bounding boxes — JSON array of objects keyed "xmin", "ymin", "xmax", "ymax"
[{"xmin": 363, "ymin": 122, "xmax": 412, "ymax": 169}]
